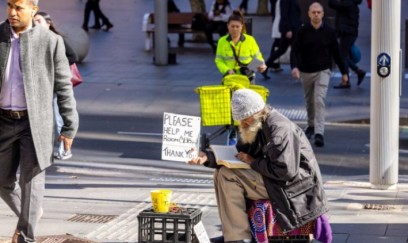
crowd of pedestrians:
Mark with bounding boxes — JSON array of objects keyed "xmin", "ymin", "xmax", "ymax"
[
  {"xmin": 201, "ymin": 0, "xmax": 365, "ymax": 148},
  {"xmin": 0, "ymin": 0, "xmax": 369, "ymax": 242}
]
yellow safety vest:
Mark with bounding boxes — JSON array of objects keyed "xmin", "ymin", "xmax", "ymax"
[{"xmin": 215, "ymin": 34, "xmax": 264, "ymax": 75}]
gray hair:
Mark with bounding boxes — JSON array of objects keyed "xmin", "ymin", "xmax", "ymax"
[{"xmin": 253, "ymin": 104, "xmax": 271, "ymax": 122}]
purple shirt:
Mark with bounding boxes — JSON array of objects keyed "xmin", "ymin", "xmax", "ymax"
[{"xmin": 0, "ymin": 26, "xmax": 31, "ymax": 111}]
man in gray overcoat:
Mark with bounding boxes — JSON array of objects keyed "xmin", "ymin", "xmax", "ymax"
[{"xmin": 0, "ymin": 0, "xmax": 79, "ymax": 242}]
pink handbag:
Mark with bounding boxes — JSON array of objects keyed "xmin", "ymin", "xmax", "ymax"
[{"xmin": 70, "ymin": 63, "xmax": 83, "ymax": 87}]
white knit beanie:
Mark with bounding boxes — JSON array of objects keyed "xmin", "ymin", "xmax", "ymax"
[{"xmin": 231, "ymin": 89, "xmax": 265, "ymax": 121}]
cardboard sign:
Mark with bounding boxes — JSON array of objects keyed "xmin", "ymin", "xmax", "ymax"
[
  {"xmin": 193, "ymin": 221, "xmax": 210, "ymax": 243},
  {"xmin": 161, "ymin": 113, "xmax": 201, "ymax": 162}
]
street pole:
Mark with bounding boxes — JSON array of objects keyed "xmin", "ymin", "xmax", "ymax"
[
  {"xmin": 370, "ymin": 0, "xmax": 401, "ymax": 189},
  {"xmin": 154, "ymin": 0, "xmax": 168, "ymax": 65}
]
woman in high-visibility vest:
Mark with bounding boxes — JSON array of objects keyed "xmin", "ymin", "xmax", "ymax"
[
  {"xmin": 215, "ymin": 10, "xmax": 267, "ymax": 82},
  {"xmin": 214, "ymin": 10, "xmax": 267, "ymax": 146}
]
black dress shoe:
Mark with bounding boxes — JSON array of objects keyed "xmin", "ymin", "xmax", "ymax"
[
  {"xmin": 103, "ymin": 23, "xmax": 114, "ymax": 32},
  {"xmin": 357, "ymin": 69, "xmax": 366, "ymax": 86},
  {"xmin": 82, "ymin": 25, "xmax": 88, "ymax": 32},
  {"xmin": 210, "ymin": 235, "xmax": 224, "ymax": 243},
  {"xmin": 304, "ymin": 126, "xmax": 314, "ymax": 139},
  {"xmin": 314, "ymin": 134, "xmax": 324, "ymax": 147},
  {"xmin": 333, "ymin": 82, "xmax": 351, "ymax": 89}
]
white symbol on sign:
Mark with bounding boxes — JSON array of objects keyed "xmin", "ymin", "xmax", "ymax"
[
  {"xmin": 379, "ymin": 67, "xmax": 389, "ymax": 76},
  {"xmin": 378, "ymin": 54, "xmax": 390, "ymax": 66}
]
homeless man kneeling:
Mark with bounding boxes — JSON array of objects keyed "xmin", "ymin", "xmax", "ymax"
[{"xmin": 188, "ymin": 88, "xmax": 332, "ymax": 243}]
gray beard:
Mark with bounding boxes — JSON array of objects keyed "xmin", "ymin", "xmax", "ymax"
[{"xmin": 239, "ymin": 119, "xmax": 263, "ymax": 144}]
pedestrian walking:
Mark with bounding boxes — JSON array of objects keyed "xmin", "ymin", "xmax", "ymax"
[
  {"xmin": 0, "ymin": 0, "xmax": 79, "ymax": 242},
  {"xmin": 266, "ymin": 0, "xmax": 284, "ymax": 73},
  {"xmin": 329, "ymin": 0, "xmax": 366, "ymax": 88},
  {"xmin": 262, "ymin": 0, "xmax": 302, "ymax": 79},
  {"xmin": 34, "ymin": 11, "xmax": 79, "ymax": 160},
  {"xmin": 291, "ymin": 2, "xmax": 348, "ymax": 147},
  {"xmin": 82, "ymin": 0, "xmax": 113, "ymax": 32},
  {"xmin": 189, "ymin": 89, "xmax": 332, "ymax": 243}
]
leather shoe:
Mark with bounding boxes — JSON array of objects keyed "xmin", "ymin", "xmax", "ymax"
[
  {"xmin": 357, "ymin": 70, "xmax": 366, "ymax": 86},
  {"xmin": 314, "ymin": 134, "xmax": 324, "ymax": 147},
  {"xmin": 333, "ymin": 82, "xmax": 350, "ymax": 89},
  {"xmin": 103, "ymin": 23, "xmax": 114, "ymax": 32},
  {"xmin": 210, "ymin": 235, "xmax": 224, "ymax": 243}
]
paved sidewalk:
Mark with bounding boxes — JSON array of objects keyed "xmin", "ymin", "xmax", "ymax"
[{"xmin": 0, "ymin": 0, "xmax": 408, "ymax": 242}]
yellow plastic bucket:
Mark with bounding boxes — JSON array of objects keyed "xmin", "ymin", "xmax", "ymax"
[{"xmin": 150, "ymin": 189, "xmax": 172, "ymax": 213}]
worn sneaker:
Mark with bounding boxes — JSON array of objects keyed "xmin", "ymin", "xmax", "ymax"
[
  {"xmin": 304, "ymin": 126, "xmax": 315, "ymax": 139},
  {"xmin": 314, "ymin": 134, "xmax": 324, "ymax": 147},
  {"xmin": 55, "ymin": 150, "xmax": 72, "ymax": 160}
]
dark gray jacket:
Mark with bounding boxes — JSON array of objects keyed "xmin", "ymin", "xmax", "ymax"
[
  {"xmin": 329, "ymin": 0, "xmax": 362, "ymax": 36},
  {"xmin": 205, "ymin": 107, "xmax": 328, "ymax": 232},
  {"xmin": 279, "ymin": 0, "xmax": 302, "ymax": 35}
]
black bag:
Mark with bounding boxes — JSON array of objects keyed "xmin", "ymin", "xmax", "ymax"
[
  {"xmin": 239, "ymin": 66, "xmax": 254, "ymax": 77},
  {"xmin": 230, "ymin": 44, "xmax": 255, "ymax": 78},
  {"xmin": 191, "ymin": 13, "xmax": 208, "ymax": 31}
]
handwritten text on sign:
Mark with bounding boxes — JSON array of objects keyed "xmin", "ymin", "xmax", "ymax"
[{"xmin": 161, "ymin": 113, "xmax": 201, "ymax": 162}]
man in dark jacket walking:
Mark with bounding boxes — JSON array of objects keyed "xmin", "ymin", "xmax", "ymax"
[
  {"xmin": 329, "ymin": 0, "xmax": 366, "ymax": 88},
  {"xmin": 189, "ymin": 89, "xmax": 331, "ymax": 243},
  {"xmin": 291, "ymin": 2, "xmax": 348, "ymax": 147}
]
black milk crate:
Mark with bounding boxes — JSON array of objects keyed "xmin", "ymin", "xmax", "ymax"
[
  {"xmin": 268, "ymin": 234, "xmax": 314, "ymax": 243},
  {"xmin": 138, "ymin": 207, "xmax": 202, "ymax": 243}
]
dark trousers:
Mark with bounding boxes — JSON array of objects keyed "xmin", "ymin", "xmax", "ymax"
[
  {"xmin": 267, "ymin": 38, "xmax": 281, "ymax": 69},
  {"xmin": 339, "ymin": 34, "xmax": 359, "ymax": 73},
  {"xmin": 205, "ymin": 21, "xmax": 228, "ymax": 48},
  {"xmin": 0, "ymin": 115, "xmax": 45, "ymax": 242},
  {"xmin": 265, "ymin": 35, "xmax": 293, "ymax": 67},
  {"xmin": 239, "ymin": 0, "xmax": 248, "ymax": 11},
  {"xmin": 83, "ymin": 0, "xmax": 111, "ymax": 27}
]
